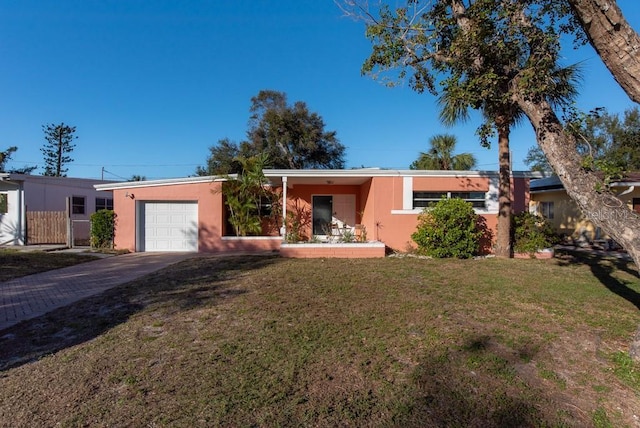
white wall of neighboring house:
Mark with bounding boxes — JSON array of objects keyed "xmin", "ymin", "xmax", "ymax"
[
  {"xmin": 0, "ymin": 174, "xmax": 114, "ymax": 246},
  {"xmin": 0, "ymin": 178, "xmax": 24, "ymax": 245}
]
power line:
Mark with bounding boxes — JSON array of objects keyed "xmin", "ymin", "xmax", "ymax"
[
  {"xmin": 11, "ymin": 159, "xmax": 201, "ymax": 168},
  {"xmin": 101, "ymin": 168, "xmax": 129, "ymax": 181}
]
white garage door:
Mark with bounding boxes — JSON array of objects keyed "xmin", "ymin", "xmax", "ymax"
[{"xmin": 140, "ymin": 202, "xmax": 198, "ymax": 252}]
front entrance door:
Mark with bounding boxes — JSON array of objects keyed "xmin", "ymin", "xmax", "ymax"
[{"xmin": 312, "ymin": 196, "xmax": 333, "ymax": 236}]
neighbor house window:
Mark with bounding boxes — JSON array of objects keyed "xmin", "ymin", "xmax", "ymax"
[
  {"xmin": 540, "ymin": 201, "xmax": 554, "ymax": 219},
  {"xmin": 72, "ymin": 196, "xmax": 86, "ymax": 214},
  {"xmin": 95, "ymin": 197, "xmax": 113, "ymax": 211},
  {"xmin": 0, "ymin": 193, "xmax": 7, "ymax": 214},
  {"xmin": 413, "ymin": 191, "xmax": 486, "ymax": 209}
]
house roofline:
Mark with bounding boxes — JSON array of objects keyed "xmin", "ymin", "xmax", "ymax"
[
  {"xmin": 1, "ymin": 173, "xmax": 114, "ymax": 185},
  {"xmin": 93, "ymin": 169, "xmax": 545, "ymax": 191},
  {"xmin": 94, "ymin": 175, "xmax": 230, "ymax": 191},
  {"xmin": 530, "ymin": 174, "xmax": 640, "ymax": 193},
  {"xmin": 262, "ymin": 169, "xmax": 544, "ymax": 179}
]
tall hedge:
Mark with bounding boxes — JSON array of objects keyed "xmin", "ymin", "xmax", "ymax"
[{"xmin": 90, "ymin": 209, "xmax": 116, "ymax": 249}]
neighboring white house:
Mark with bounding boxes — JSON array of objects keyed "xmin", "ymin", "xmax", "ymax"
[{"xmin": 0, "ymin": 173, "xmax": 114, "ymax": 245}]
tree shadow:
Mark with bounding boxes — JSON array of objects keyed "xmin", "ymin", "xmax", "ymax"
[
  {"xmin": 396, "ymin": 334, "xmax": 581, "ymax": 427},
  {"xmin": 555, "ymin": 249, "xmax": 640, "ymax": 311},
  {"xmin": 477, "ymin": 215, "xmax": 494, "ymax": 255},
  {"xmin": 0, "ymin": 254, "xmax": 281, "ymax": 371}
]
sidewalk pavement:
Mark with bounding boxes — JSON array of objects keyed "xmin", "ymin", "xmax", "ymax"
[{"xmin": 0, "ymin": 252, "xmax": 196, "ymax": 332}]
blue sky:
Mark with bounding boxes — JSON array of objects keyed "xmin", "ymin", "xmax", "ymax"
[{"xmin": 1, "ymin": 1, "xmax": 639, "ymax": 180}]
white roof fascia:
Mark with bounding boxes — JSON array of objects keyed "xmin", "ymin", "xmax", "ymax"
[
  {"xmin": 93, "ymin": 169, "xmax": 545, "ymax": 191},
  {"xmin": 94, "ymin": 175, "xmax": 232, "ymax": 191},
  {"xmin": 263, "ymin": 169, "xmax": 543, "ymax": 178},
  {"xmin": 611, "ymin": 181, "xmax": 640, "ymax": 187}
]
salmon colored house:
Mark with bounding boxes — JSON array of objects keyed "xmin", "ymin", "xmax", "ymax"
[{"xmin": 94, "ymin": 169, "xmax": 540, "ymax": 258}]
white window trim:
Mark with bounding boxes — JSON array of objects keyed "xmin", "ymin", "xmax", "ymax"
[
  {"xmin": 402, "ymin": 176, "xmax": 413, "ymax": 210},
  {"xmin": 391, "ymin": 208, "xmax": 499, "ymax": 215},
  {"xmin": 401, "ymin": 175, "xmax": 498, "ymax": 212}
]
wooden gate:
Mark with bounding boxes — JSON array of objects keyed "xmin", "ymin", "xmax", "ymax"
[{"xmin": 26, "ymin": 211, "xmax": 68, "ymax": 244}]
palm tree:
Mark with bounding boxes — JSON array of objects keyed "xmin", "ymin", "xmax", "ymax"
[
  {"xmin": 438, "ymin": 63, "xmax": 580, "ymax": 258},
  {"xmin": 410, "ymin": 134, "xmax": 476, "ymax": 170}
]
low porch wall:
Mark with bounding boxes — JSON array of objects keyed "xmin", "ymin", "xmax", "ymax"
[
  {"xmin": 280, "ymin": 242, "xmax": 386, "ymax": 258},
  {"xmin": 219, "ymin": 236, "xmax": 282, "ymax": 252}
]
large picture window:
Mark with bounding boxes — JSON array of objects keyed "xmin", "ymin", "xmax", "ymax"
[{"xmin": 413, "ymin": 191, "xmax": 486, "ymax": 209}]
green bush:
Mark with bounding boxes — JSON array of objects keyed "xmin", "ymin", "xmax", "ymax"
[
  {"xmin": 411, "ymin": 198, "xmax": 482, "ymax": 258},
  {"xmin": 90, "ymin": 210, "xmax": 116, "ymax": 249},
  {"xmin": 512, "ymin": 211, "xmax": 559, "ymax": 254}
]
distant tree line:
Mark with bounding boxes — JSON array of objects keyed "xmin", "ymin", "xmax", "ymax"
[{"xmin": 525, "ymin": 106, "xmax": 640, "ymax": 173}]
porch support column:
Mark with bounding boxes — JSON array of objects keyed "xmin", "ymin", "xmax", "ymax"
[{"xmin": 280, "ymin": 176, "xmax": 288, "ymax": 237}]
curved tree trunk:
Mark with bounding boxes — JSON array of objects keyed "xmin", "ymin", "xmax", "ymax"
[
  {"xmin": 515, "ymin": 94, "xmax": 640, "ymax": 360},
  {"xmin": 569, "ymin": 0, "xmax": 640, "ymax": 103},
  {"xmin": 494, "ymin": 117, "xmax": 512, "ymax": 258},
  {"xmin": 568, "ymin": 0, "xmax": 640, "ymax": 364},
  {"xmin": 515, "ymin": 96, "xmax": 640, "ymax": 266}
]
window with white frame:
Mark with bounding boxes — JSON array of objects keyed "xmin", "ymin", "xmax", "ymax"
[
  {"xmin": 540, "ymin": 201, "xmax": 554, "ymax": 219},
  {"xmin": 413, "ymin": 191, "xmax": 486, "ymax": 209},
  {"xmin": 95, "ymin": 197, "xmax": 113, "ymax": 211},
  {"xmin": 0, "ymin": 193, "xmax": 7, "ymax": 214},
  {"xmin": 72, "ymin": 196, "xmax": 86, "ymax": 214}
]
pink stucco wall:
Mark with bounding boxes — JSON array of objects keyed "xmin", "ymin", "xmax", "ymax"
[
  {"xmin": 280, "ymin": 243, "xmax": 385, "ymax": 258},
  {"xmin": 111, "ymin": 173, "xmax": 533, "ymax": 256},
  {"xmin": 286, "ymin": 184, "xmax": 363, "ymax": 241},
  {"xmin": 112, "ymin": 181, "xmax": 223, "ymax": 252},
  {"xmin": 511, "ymin": 176, "xmax": 530, "ymax": 213}
]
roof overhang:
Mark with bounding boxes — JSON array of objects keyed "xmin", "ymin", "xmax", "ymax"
[
  {"xmin": 530, "ymin": 174, "xmax": 640, "ymax": 193},
  {"xmin": 94, "ymin": 175, "xmax": 230, "ymax": 191},
  {"xmin": 263, "ymin": 169, "xmax": 544, "ymax": 187},
  {"xmin": 94, "ymin": 169, "xmax": 546, "ymax": 191}
]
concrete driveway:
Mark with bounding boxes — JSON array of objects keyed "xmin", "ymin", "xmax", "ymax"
[{"xmin": 0, "ymin": 252, "xmax": 196, "ymax": 331}]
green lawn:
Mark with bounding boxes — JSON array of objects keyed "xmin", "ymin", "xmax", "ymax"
[{"xmin": 0, "ymin": 252, "xmax": 639, "ymax": 427}]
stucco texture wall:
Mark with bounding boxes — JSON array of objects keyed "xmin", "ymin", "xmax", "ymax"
[{"xmin": 112, "ymin": 181, "xmax": 223, "ymax": 252}]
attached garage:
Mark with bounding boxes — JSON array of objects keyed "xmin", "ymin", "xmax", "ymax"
[{"xmin": 138, "ymin": 201, "xmax": 198, "ymax": 252}]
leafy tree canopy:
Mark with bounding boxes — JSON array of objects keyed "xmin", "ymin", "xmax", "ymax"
[
  {"xmin": 525, "ymin": 106, "xmax": 640, "ymax": 173},
  {"xmin": 198, "ymin": 90, "xmax": 345, "ymax": 175},
  {"xmin": 410, "ymin": 134, "xmax": 476, "ymax": 170},
  {"xmin": 349, "ymin": 0, "xmax": 581, "ymax": 146}
]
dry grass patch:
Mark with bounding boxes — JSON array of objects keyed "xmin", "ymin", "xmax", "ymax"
[
  {"xmin": 0, "ymin": 249, "xmax": 99, "ymax": 282},
  {"xmin": 0, "ymin": 254, "xmax": 639, "ymax": 427}
]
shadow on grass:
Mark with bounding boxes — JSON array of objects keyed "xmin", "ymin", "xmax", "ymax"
[
  {"xmin": 398, "ymin": 335, "xmax": 576, "ymax": 427},
  {"xmin": 0, "ymin": 254, "xmax": 281, "ymax": 372},
  {"xmin": 555, "ymin": 249, "xmax": 640, "ymax": 311}
]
